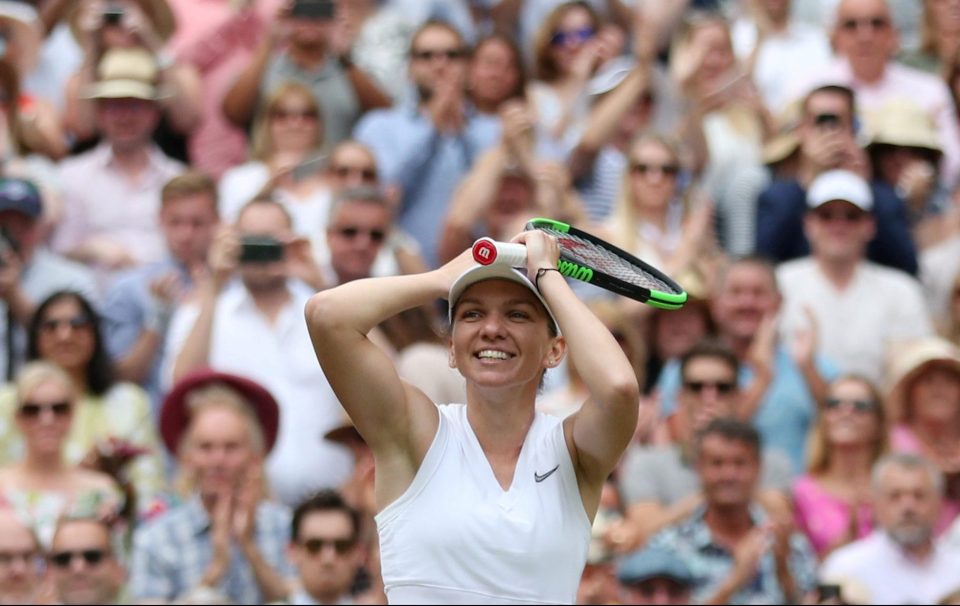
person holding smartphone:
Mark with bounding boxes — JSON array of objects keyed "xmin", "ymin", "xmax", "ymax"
[{"xmin": 161, "ymin": 196, "xmax": 353, "ymax": 507}]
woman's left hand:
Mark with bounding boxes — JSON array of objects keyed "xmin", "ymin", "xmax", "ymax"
[{"xmin": 510, "ymin": 229, "xmax": 559, "ymax": 283}]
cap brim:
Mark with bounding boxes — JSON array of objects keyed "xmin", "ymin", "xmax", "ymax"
[
  {"xmin": 447, "ymin": 264, "xmax": 559, "ymax": 332},
  {"xmin": 160, "ymin": 369, "xmax": 280, "ymax": 455},
  {"xmin": 83, "ymin": 81, "xmax": 169, "ymax": 101}
]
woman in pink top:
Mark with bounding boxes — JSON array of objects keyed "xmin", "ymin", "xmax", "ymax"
[
  {"xmin": 885, "ymin": 337, "xmax": 960, "ymax": 533},
  {"xmin": 793, "ymin": 375, "xmax": 889, "ymax": 558}
]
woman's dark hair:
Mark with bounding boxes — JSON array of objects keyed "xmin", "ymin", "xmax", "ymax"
[{"xmin": 27, "ymin": 290, "xmax": 114, "ymax": 396}]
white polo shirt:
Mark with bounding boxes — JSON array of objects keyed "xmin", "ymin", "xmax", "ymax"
[
  {"xmin": 162, "ymin": 279, "xmax": 352, "ymax": 505},
  {"xmin": 821, "ymin": 531, "xmax": 960, "ymax": 605}
]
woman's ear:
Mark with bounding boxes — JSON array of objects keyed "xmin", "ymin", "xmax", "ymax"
[{"xmin": 544, "ymin": 336, "xmax": 567, "ymax": 369}]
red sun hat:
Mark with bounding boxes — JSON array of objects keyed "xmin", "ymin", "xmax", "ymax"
[{"xmin": 160, "ymin": 368, "xmax": 280, "ymax": 455}]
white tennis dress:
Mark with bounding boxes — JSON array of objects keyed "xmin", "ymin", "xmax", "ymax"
[{"xmin": 375, "ymin": 404, "xmax": 592, "ymax": 605}]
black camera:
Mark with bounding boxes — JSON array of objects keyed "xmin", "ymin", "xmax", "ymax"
[
  {"xmin": 813, "ymin": 112, "xmax": 842, "ymax": 129},
  {"xmin": 239, "ymin": 235, "xmax": 285, "ymax": 264},
  {"xmin": 102, "ymin": 4, "xmax": 125, "ymax": 25},
  {"xmin": 290, "ymin": 0, "xmax": 335, "ymax": 20}
]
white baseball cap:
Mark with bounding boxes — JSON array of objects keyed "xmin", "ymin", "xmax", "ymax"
[
  {"xmin": 447, "ymin": 264, "xmax": 559, "ymax": 332},
  {"xmin": 806, "ymin": 169, "xmax": 873, "ymax": 212}
]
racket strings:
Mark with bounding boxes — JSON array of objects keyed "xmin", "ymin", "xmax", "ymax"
[{"xmin": 546, "ymin": 229, "xmax": 680, "ymax": 294}]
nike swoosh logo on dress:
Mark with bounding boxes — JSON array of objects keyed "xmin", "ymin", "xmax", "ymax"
[{"xmin": 534, "ymin": 465, "xmax": 560, "ymax": 483}]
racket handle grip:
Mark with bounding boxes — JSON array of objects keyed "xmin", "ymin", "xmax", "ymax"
[{"xmin": 472, "ymin": 237, "xmax": 527, "ymax": 267}]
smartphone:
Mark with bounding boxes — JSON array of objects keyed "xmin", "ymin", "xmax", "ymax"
[
  {"xmin": 814, "ymin": 112, "xmax": 842, "ymax": 129},
  {"xmin": 290, "ymin": 0, "xmax": 335, "ymax": 20},
  {"xmin": 818, "ymin": 583, "xmax": 842, "ymax": 602},
  {"xmin": 239, "ymin": 235, "xmax": 285, "ymax": 264},
  {"xmin": 102, "ymin": 4, "xmax": 124, "ymax": 25}
]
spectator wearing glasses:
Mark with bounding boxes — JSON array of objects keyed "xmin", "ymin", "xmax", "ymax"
[
  {"xmin": 654, "ymin": 256, "xmax": 839, "ymax": 474},
  {"xmin": 223, "ymin": 0, "xmax": 389, "ymax": 147},
  {"xmin": 163, "ymin": 198, "xmax": 352, "ymax": 505},
  {"xmin": 0, "ymin": 508, "xmax": 45, "ymax": 605},
  {"xmin": 777, "ymin": 170, "xmax": 933, "ymax": 384},
  {"xmin": 283, "ymin": 490, "xmax": 365, "ymax": 606},
  {"xmin": 792, "ymin": 0, "xmax": 960, "ymax": 186},
  {"xmin": 47, "ymin": 516, "xmax": 125, "ymax": 605},
  {"xmin": 320, "ymin": 187, "xmax": 398, "ymax": 289},
  {"xmin": 0, "ymin": 362, "xmax": 121, "ymax": 549},
  {"xmin": 527, "ymin": 2, "xmax": 622, "ymax": 154},
  {"xmin": 602, "ymin": 132, "xmax": 717, "ymax": 284},
  {"xmin": 793, "ymin": 375, "xmax": 889, "ymax": 558},
  {"xmin": 648, "ymin": 418, "xmax": 817, "ymax": 604},
  {"xmin": 611, "ymin": 340, "xmax": 793, "ymax": 553},
  {"xmin": 130, "ymin": 370, "xmax": 292, "ymax": 604},
  {"xmin": 756, "ymin": 83, "xmax": 919, "ymax": 275},
  {"xmin": 0, "ymin": 178, "xmax": 97, "ymax": 382},
  {"xmin": 0, "ymin": 293, "xmax": 163, "ymax": 521},
  {"xmin": 354, "ymin": 20, "xmax": 500, "ymax": 268}
]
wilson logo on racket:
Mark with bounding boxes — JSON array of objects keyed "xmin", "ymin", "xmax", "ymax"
[{"xmin": 557, "ymin": 259, "xmax": 593, "ymax": 282}]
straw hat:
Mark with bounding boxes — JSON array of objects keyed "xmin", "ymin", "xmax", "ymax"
[
  {"xmin": 885, "ymin": 337, "xmax": 960, "ymax": 423},
  {"xmin": 864, "ymin": 99, "xmax": 943, "ymax": 155},
  {"xmin": 83, "ymin": 47, "xmax": 166, "ymax": 100},
  {"xmin": 69, "ymin": 0, "xmax": 176, "ymax": 44},
  {"xmin": 761, "ymin": 100, "xmax": 802, "ymax": 166}
]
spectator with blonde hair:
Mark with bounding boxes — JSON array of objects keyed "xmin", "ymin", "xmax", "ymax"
[{"xmin": 793, "ymin": 375, "xmax": 889, "ymax": 558}]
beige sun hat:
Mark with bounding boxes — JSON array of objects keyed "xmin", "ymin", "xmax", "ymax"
[
  {"xmin": 83, "ymin": 47, "xmax": 167, "ymax": 100},
  {"xmin": 885, "ymin": 337, "xmax": 960, "ymax": 423},
  {"xmin": 761, "ymin": 99, "xmax": 802, "ymax": 166},
  {"xmin": 863, "ymin": 99, "xmax": 943, "ymax": 155}
]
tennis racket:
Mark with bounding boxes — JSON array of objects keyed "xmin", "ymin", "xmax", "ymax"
[{"xmin": 472, "ymin": 218, "xmax": 688, "ymax": 310}]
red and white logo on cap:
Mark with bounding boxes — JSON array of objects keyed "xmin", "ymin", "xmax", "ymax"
[{"xmin": 472, "ymin": 238, "xmax": 498, "ymax": 265}]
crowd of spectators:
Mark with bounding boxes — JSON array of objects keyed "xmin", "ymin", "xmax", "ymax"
[{"xmin": 0, "ymin": 0, "xmax": 959, "ymax": 603}]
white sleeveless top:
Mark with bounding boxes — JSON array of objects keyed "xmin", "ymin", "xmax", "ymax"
[{"xmin": 375, "ymin": 404, "xmax": 592, "ymax": 605}]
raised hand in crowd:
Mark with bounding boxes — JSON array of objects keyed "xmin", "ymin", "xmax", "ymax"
[{"xmin": 426, "ymin": 64, "xmax": 466, "ymax": 134}]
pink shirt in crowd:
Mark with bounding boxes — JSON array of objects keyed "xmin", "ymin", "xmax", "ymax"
[
  {"xmin": 793, "ymin": 474, "xmax": 874, "ymax": 558},
  {"xmin": 166, "ymin": 0, "xmax": 284, "ymax": 178}
]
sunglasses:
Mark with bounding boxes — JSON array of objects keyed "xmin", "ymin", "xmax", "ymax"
[
  {"xmin": 18, "ymin": 401, "xmax": 71, "ymax": 418},
  {"xmin": 332, "ymin": 165, "xmax": 377, "ymax": 183},
  {"xmin": 839, "ymin": 16, "xmax": 890, "ymax": 31},
  {"xmin": 270, "ymin": 108, "xmax": 319, "ymax": 121},
  {"xmin": 813, "ymin": 112, "xmax": 844, "ymax": 128},
  {"xmin": 630, "ymin": 163, "xmax": 680, "ymax": 177},
  {"xmin": 48, "ymin": 549, "xmax": 108, "ymax": 568},
  {"xmin": 550, "ymin": 27, "xmax": 595, "ymax": 47},
  {"xmin": 411, "ymin": 48, "xmax": 465, "ymax": 62},
  {"xmin": 300, "ymin": 537, "xmax": 356, "ymax": 556},
  {"xmin": 335, "ymin": 226, "xmax": 386, "ymax": 244},
  {"xmin": 813, "ymin": 208, "xmax": 867, "ymax": 223},
  {"xmin": 683, "ymin": 380, "xmax": 736, "ymax": 394},
  {"xmin": 825, "ymin": 397, "xmax": 877, "ymax": 413},
  {"xmin": 39, "ymin": 316, "xmax": 92, "ymax": 333}
]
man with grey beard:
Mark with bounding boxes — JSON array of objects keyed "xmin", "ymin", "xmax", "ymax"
[{"xmin": 821, "ymin": 454, "xmax": 960, "ymax": 604}]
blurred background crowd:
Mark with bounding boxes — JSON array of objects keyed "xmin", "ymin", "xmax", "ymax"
[{"xmin": 0, "ymin": 0, "xmax": 958, "ymax": 603}]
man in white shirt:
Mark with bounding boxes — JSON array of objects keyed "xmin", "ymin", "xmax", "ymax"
[
  {"xmin": 777, "ymin": 169, "xmax": 932, "ymax": 383},
  {"xmin": 162, "ymin": 197, "xmax": 352, "ymax": 506},
  {"xmin": 821, "ymin": 453, "xmax": 960, "ymax": 605}
]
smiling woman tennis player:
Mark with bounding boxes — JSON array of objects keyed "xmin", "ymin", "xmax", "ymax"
[{"xmin": 305, "ymin": 229, "xmax": 639, "ymax": 604}]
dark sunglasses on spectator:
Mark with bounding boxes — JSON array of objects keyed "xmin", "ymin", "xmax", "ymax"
[
  {"xmin": 336, "ymin": 226, "xmax": 386, "ymax": 243},
  {"xmin": 48, "ymin": 549, "xmax": 107, "ymax": 568},
  {"xmin": 550, "ymin": 27, "xmax": 595, "ymax": 47},
  {"xmin": 630, "ymin": 163, "xmax": 680, "ymax": 177},
  {"xmin": 411, "ymin": 48, "xmax": 465, "ymax": 62},
  {"xmin": 814, "ymin": 208, "xmax": 867, "ymax": 223},
  {"xmin": 0, "ymin": 550, "xmax": 38, "ymax": 566},
  {"xmin": 300, "ymin": 537, "xmax": 356, "ymax": 555},
  {"xmin": 332, "ymin": 165, "xmax": 377, "ymax": 183},
  {"xmin": 270, "ymin": 108, "xmax": 318, "ymax": 121},
  {"xmin": 684, "ymin": 380, "xmax": 736, "ymax": 394},
  {"xmin": 39, "ymin": 316, "xmax": 92, "ymax": 333},
  {"xmin": 839, "ymin": 16, "xmax": 889, "ymax": 31},
  {"xmin": 825, "ymin": 397, "xmax": 877, "ymax": 413},
  {"xmin": 18, "ymin": 401, "xmax": 71, "ymax": 418}
]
